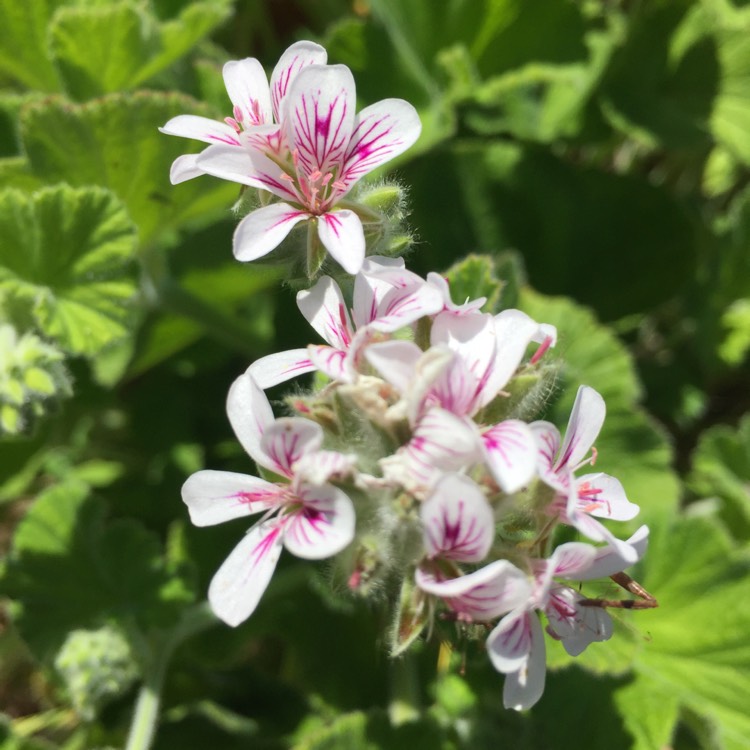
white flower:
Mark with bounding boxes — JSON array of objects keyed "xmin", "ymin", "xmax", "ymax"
[{"xmin": 182, "ymin": 371, "xmax": 355, "ymax": 626}]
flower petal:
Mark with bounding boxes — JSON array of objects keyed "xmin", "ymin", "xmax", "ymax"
[
  {"xmin": 500, "ymin": 615, "xmax": 547, "ymax": 711},
  {"xmin": 283, "ymin": 484, "xmax": 356, "ymax": 559},
  {"xmin": 261, "ymin": 417, "xmax": 323, "ymax": 478},
  {"xmin": 420, "ymin": 474, "xmax": 495, "ymax": 562},
  {"xmin": 545, "ymin": 584, "xmax": 613, "ymax": 657},
  {"xmin": 417, "ymin": 560, "xmax": 532, "ymax": 621},
  {"xmin": 248, "ymin": 349, "xmax": 316, "ymax": 389},
  {"xmin": 195, "ymin": 143, "xmax": 276, "ymax": 190},
  {"xmin": 270, "ymin": 40, "xmax": 328, "ymax": 122},
  {"xmin": 182, "ymin": 470, "xmax": 279, "ymax": 526},
  {"xmin": 340, "ymin": 98, "xmax": 422, "ymax": 190},
  {"xmin": 317, "ymin": 210, "xmax": 365, "ymax": 274},
  {"xmin": 233, "ymin": 203, "xmax": 308, "ymax": 262},
  {"xmin": 307, "ymin": 344, "xmax": 349, "ymax": 381},
  {"xmin": 486, "ymin": 609, "xmax": 535, "ymax": 674},
  {"xmin": 556, "ymin": 385, "xmax": 605, "ymax": 471},
  {"xmin": 208, "ymin": 518, "xmax": 284, "ymax": 626},
  {"xmin": 160, "ymin": 114, "xmax": 241, "ymax": 146},
  {"xmin": 364, "ymin": 340, "xmax": 422, "ymax": 394},
  {"xmin": 380, "ymin": 408, "xmax": 480, "ymax": 491},
  {"xmin": 169, "ymin": 154, "xmax": 204, "ymax": 184},
  {"xmin": 297, "ymin": 276, "xmax": 354, "ymax": 349},
  {"xmin": 285, "ymin": 64, "xmax": 355, "ymax": 177},
  {"xmin": 550, "ymin": 541, "xmax": 598, "ymax": 580},
  {"xmin": 226, "ymin": 368, "xmax": 275, "ymax": 468},
  {"xmin": 481, "ymin": 419, "xmax": 538, "ymax": 493},
  {"xmin": 577, "ymin": 525, "xmax": 650, "ymax": 580},
  {"xmin": 574, "ymin": 472, "xmax": 639, "ymax": 521},
  {"xmin": 223, "ymin": 58, "xmax": 272, "ymax": 127},
  {"xmin": 368, "ymin": 281, "xmax": 443, "ymax": 333},
  {"xmin": 294, "ymin": 450, "xmax": 357, "ymax": 486}
]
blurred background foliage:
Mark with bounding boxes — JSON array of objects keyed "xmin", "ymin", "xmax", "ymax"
[{"xmin": 1, "ymin": 0, "xmax": 750, "ymax": 748}]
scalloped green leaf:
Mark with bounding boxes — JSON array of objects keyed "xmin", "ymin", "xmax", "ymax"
[
  {"xmin": 0, "ymin": 186, "xmax": 138, "ymax": 358},
  {"xmin": 613, "ymin": 516, "xmax": 750, "ymax": 750},
  {"xmin": 519, "ymin": 286, "xmax": 680, "ymax": 523},
  {"xmin": 19, "ymin": 92, "xmax": 238, "ymax": 242},
  {"xmin": 49, "ymin": 0, "xmax": 232, "ymax": 100},
  {"xmin": 3, "ymin": 481, "xmax": 195, "ymax": 659},
  {"xmin": 443, "ymin": 253, "xmax": 503, "ymax": 312},
  {"xmin": 0, "ymin": 0, "xmax": 64, "ymax": 91},
  {"xmin": 688, "ymin": 413, "xmax": 750, "ymax": 540}
]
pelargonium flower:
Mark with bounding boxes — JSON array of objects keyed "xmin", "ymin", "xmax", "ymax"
[
  {"xmin": 182, "ymin": 370, "xmax": 356, "ymax": 626},
  {"xmin": 248, "ymin": 256, "xmax": 443, "ymax": 388},
  {"xmin": 486, "ymin": 527, "xmax": 649, "ymax": 710},
  {"xmin": 160, "ymin": 41, "xmax": 327, "ymax": 183},
  {"xmin": 193, "ymin": 63, "xmax": 421, "ymax": 274},
  {"xmin": 532, "ymin": 385, "xmax": 641, "ymax": 561}
]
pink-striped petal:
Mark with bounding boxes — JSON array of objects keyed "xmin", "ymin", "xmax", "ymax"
[
  {"xmin": 545, "ymin": 584, "xmax": 612, "ymax": 656},
  {"xmin": 420, "ymin": 474, "xmax": 495, "ymax": 562},
  {"xmin": 233, "ymin": 203, "xmax": 308, "ymax": 262},
  {"xmin": 283, "ymin": 485, "xmax": 355, "ymax": 559},
  {"xmin": 426, "ymin": 272, "xmax": 486, "ymax": 315},
  {"xmin": 499, "ymin": 614, "xmax": 546, "ymax": 711},
  {"xmin": 297, "ymin": 276, "xmax": 354, "ymax": 350},
  {"xmin": 317, "ymin": 210, "xmax": 365, "ymax": 274},
  {"xmin": 564, "ymin": 512, "xmax": 640, "ymax": 565},
  {"xmin": 226, "ymin": 369, "xmax": 275, "ymax": 469},
  {"xmin": 574, "ymin": 472, "xmax": 639, "ymax": 521},
  {"xmin": 340, "ymin": 98, "xmax": 422, "ymax": 190},
  {"xmin": 486, "ymin": 609, "xmax": 536, "ymax": 674},
  {"xmin": 285, "ymin": 64, "xmax": 355, "ymax": 177},
  {"xmin": 159, "ymin": 115, "xmax": 241, "ymax": 146},
  {"xmin": 549, "ymin": 541, "xmax": 598, "ymax": 580},
  {"xmin": 556, "ymin": 386, "xmax": 605, "ymax": 471},
  {"xmin": 307, "ymin": 344, "xmax": 349, "ymax": 382},
  {"xmin": 481, "ymin": 420, "xmax": 538, "ymax": 493},
  {"xmin": 222, "ymin": 58, "xmax": 272, "ymax": 127},
  {"xmin": 352, "ymin": 256, "xmax": 407, "ymax": 328},
  {"xmin": 416, "ymin": 560, "xmax": 531, "ymax": 621},
  {"xmin": 182, "ymin": 470, "xmax": 280, "ymax": 526},
  {"xmin": 248, "ymin": 349, "xmax": 316, "ymax": 389},
  {"xmin": 260, "ymin": 418, "xmax": 323, "ymax": 478},
  {"xmin": 368, "ymin": 281, "xmax": 443, "ymax": 333},
  {"xmin": 270, "ymin": 40, "xmax": 328, "ymax": 123},
  {"xmin": 169, "ymin": 154, "xmax": 204, "ymax": 184},
  {"xmin": 208, "ymin": 518, "xmax": 284, "ymax": 626},
  {"xmin": 380, "ymin": 408, "xmax": 480, "ymax": 491},
  {"xmin": 530, "ymin": 421, "xmax": 564, "ymax": 485}
]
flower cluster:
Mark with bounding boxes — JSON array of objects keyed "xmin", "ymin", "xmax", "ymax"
[
  {"xmin": 161, "ymin": 41, "xmax": 421, "ymax": 276},
  {"xmin": 168, "ymin": 42, "xmax": 654, "ymax": 712}
]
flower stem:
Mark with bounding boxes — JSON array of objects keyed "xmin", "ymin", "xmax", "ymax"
[
  {"xmin": 125, "ymin": 603, "xmax": 218, "ymax": 750},
  {"xmin": 388, "ymin": 653, "xmax": 421, "ymax": 726}
]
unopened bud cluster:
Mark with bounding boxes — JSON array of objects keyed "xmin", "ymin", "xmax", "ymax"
[{"xmin": 0, "ymin": 324, "xmax": 71, "ymax": 436}]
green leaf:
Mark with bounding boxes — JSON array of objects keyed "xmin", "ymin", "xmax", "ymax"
[
  {"xmin": 0, "ymin": 186, "xmax": 139, "ymax": 359},
  {"xmin": 443, "ymin": 253, "xmax": 503, "ymax": 312},
  {"xmin": 688, "ymin": 413, "xmax": 750, "ymax": 540},
  {"xmin": 518, "ymin": 285, "xmax": 680, "ymax": 522},
  {"xmin": 4, "ymin": 481, "xmax": 195, "ymax": 659},
  {"xmin": 0, "ymin": 0, "xmax": 64, "ymax": 91},
  {"xmin": 19, "ymin": 92, "xmax": 238, "ymax": 243},
  {"xmin": 613, "ymin": 515, "xmax": 750, "ymax": 750},
  {"xmin": 49, "ymin": 1, "xmax": 232, "ymax": 100}
]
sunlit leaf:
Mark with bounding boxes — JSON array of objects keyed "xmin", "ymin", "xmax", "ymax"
[
  {"xmin": 19, "ymin": 92, "xmax": 238, "ymax": 243},
  {"xmin": 49, "ymin": 0, "xmax": 232, "ymax": 100},
  {"xmin": 0, "ymin": 186, "xmax": 138, "ymax": 358}
]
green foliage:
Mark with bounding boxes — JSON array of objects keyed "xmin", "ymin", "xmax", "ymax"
[
  {"xmin": 0, "ymin": 186, "xmax": 139, "ymax": 358},
  {"xmin": 18, "ymin": 93, "xmax": 237, "ymax": 242},
  {"xmin": 49, "ymin": 0, "xmax": 232, "ymax": 100},
  {"xmin": 3, "ymin": 481, "xmax": 195, "ymax": 659},
  {"xmin": 688, "ymin": 413, "xmax": 750, "ymax": 539},
  {"xmin": 0, "ymin": 324, "xmax": 71, "ymax": 436},
  {"xmin": 1, "ymin": 1, "xmax": 750, "ymax": 748}
]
